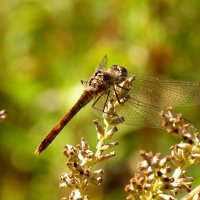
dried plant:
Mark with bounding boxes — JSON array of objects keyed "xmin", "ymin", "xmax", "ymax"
[
  {"xmin": 59, "ymin": 76, "xmax": 134, "ymax": 199},
  {"xmin": 59, "ymin": 100, "xmax": 122, "ymax": 200},
  {"xmin": 125, "ymin": 108, "xmax": 200, "ymax": 200}
]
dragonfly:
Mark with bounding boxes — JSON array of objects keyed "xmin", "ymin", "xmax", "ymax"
[
  {"xmin": 0, "ymin": 110, "xmax": 7, "ymax": 121},
  {"xmin": 35, "ymin": 55, "xmax": 200, "ymax": 155}
]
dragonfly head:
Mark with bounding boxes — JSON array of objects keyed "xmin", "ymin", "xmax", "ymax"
[{"xmin": 109, "ymin": 65, "xmax": 128, "ymax": 81}]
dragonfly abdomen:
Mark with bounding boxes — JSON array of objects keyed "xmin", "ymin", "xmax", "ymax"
[
  {"xmin": 35, "ymin": 89, "xmax": 95, "ymax": 155},
  {"xmin": 66, "ymin": 89, "xmax": 95, "ymax": 121}
]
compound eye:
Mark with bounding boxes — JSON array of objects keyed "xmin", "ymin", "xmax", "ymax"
[
  {"xmin": 109, "ymin": 65, "xmax": 128, "ymax": 77},
  {"xmin": 110, "ymin": 65, "xmax": 118, "ymax": 71},
  {"xmin": 119, "ymin": 66, "xmax": 128, "ymax": 77}
]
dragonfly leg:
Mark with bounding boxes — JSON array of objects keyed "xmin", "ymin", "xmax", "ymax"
[
  {"xmin": 92, "ymin": 93, "xmax": 104, "ymax": 111},
  {"xmin": 92, "ymin": 91, "xmax": 119, "ymax": 118},
  {"xmin": 92, "ymin": 92, "xmax": 108, "ymax": 113},
  {"xmin": 92, "ymin": 91, "xmax": 111, "ymax": 113},
  {"xmin": 114, "ymin": 85, "xmax": 130, "ymax": 105},
  {"xmin": 116, "ymin": 84, "xmax": 130, "ymax": 91},
  {"xmin": 103, "ymin": 91, "xmax": 110, "ymax": 113}
]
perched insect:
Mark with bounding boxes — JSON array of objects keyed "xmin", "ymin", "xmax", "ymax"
[{"xmin": 35, "ymin": 55, "xmax": 200, "ymax": 155}]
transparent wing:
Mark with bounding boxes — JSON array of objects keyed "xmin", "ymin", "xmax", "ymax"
[
  {"xmin": 130, "ymin": 74, "xmax": 200, "ymax": 107},
  {"xmin": 96, "ymin": 55, "xmax": 108, "ymax": 70},
  {"xmin": 81, "ymin": 55, "xmax": 108, "ymax": 87},
  {"xmin": 92, "ymin": 91, "xmax": 164, "ymax": 128},
  {"xmin": 92, "ymin": 74, "xmax": 200, "ymax": 128},
  {"xmin": 115, "ymin": 97, "xmax": 164, "ymax": 128},
  {"xmin": 81, "ymin": 80, "xmax": 88, "ymax": 88}
]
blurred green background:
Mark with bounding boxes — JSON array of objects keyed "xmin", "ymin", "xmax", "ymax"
[{"xmin": 1, "ymin": 0, "xmax": 200, "ymax": 199}]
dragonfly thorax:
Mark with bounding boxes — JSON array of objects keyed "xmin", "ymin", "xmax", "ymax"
[
  {"xmin": 88, "ymin": 65, "xmax": 128, "ymax": 93},
  {"xmin": 88, "ymin": 69, "xmax": 115, "ymax": 91}
]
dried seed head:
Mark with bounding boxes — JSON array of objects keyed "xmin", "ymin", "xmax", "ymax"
[
  {"xmin": 125, "ymin": 150, "xmax": 193, "ymax": 199},
  {"xmin": 98, "ymin": 151, "xmax": 115, "ymax": 161},
  {"xmin": 161, "ymin": 108, "xmax": 197, "ymax": 140},
  {"xmin": 93, "ymin": 119, "xmax": 105, "ymax": 136}
]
